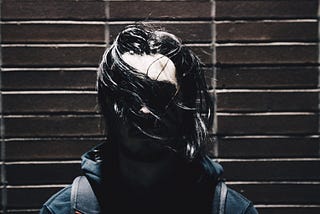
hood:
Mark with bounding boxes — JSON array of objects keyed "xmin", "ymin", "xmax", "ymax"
[
  {"xmin": 201, "ymin": 156, "xmax": 224, "ymax": 182},
  {"xmin": 81, "ymin": 144, "xmax": 105, "ymax": 185}
]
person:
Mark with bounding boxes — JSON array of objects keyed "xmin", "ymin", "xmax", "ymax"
[{"xmin": 40, "ymin": 25, "xmax": 258, "ymax": 214}]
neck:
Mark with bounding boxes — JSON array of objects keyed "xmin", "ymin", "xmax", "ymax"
[{"xmin": 117, "ymin": 147, "xmax": 181, "ymax": 192}]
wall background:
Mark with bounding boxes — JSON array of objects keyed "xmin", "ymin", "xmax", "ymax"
[{"xmin": 1, "ymin": 0, "xmax": 319, "ymax": 213}]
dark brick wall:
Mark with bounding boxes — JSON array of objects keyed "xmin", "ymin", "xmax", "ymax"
[{"xmin": 0, "ymin": 0, "xmax": 319, "ymax": 213}]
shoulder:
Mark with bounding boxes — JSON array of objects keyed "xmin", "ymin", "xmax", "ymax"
[
  {"xmin": 225, "ymin": 187, "xmax": 258, "ymax": 214},
  {"xmin": 40, "ymin": 185, "xmax": 72, "ymax": 214}
]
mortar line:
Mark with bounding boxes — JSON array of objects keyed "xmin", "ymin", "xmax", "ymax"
[
  {"xmin": 211, "ymin": 0, "xmax": 218, "ymax": 158},
  {"xmin": 318, "ymin": 1, "xmax": 320, "ymax": 157},
  {"xmin": 0, "ymin": 0, "xmax": 7, "ymax": 212},
  {"xmin": 105, "ymin": 0, "xmax": 110, "ymax": 49}
]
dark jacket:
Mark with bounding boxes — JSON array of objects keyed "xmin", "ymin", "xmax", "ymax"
[{"xmin": 40, "ymin": 144, "xmax": 258, "ymax": 214}]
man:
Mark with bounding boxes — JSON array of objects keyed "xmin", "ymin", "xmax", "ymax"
[{"xmin": 41, "ymin": 25, "xmax": 258, "ymax": 214}]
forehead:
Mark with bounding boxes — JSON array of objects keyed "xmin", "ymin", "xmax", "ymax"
[{"xmin": 121, "ymin": 53, "xmax": 178, "ymax": 87}]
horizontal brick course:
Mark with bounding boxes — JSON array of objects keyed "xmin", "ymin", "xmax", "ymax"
[
  {"xmin": 257, "ymin": 207, "xmax": 320, "ymax": 214},
  {"xmin": 217, "ymin": 91, "xmax": 319, "ymax": 112},
  {"xmin": 6, "ymin": 162, "xmax": 80, "ymax": 185},
  {"xmin": 222, "ymin": 160, "xmax": 320, "ymax": 181},
  {"xmin": 216, "ymin": 21, "xmax": 318, "ymax": 42},
  {"xmin": 7, "ymin": 186, "xmax": 65, "ymax": 209},
  {"xmin": 216, "ymin": 0, "xmax": 319, "ymax": 19},
  {"xmin": 3, "ymin": 94, "xmax": 98, "ymax": 114},
  {"xmin": 1, "ymin": 70, "xmax": 97, "ymax": 90},
  {"xmin": 216, "ymin": 137, "xmax": 320, "ymax": 158},
  {"xmin": 1, "ymin": 0, "xmax": 106, "ymax": 21},
  {"xmin": 109, "ymin": 1, "xmax": 212, "ymax": 20},
  {"xmin": 6, "ymin": 210, "xmax": 39, "ymax": 214},
  {"xmin": 229, "ymin": 183, "xmax": 320, "ymax": 204},
  {"xmin": 216, "ymin": 45, "xmax": 318, "ymax": 65},
  {"xmin": 2, "ymin": 24, "xmax": 105, "ymax": 44},
  {"xmin": 4, "ymin": 138, "xmax": 103, "ymax": 161},
  {"xmin": 217, "ymin": 113, "xmax": 318, "ymax": 135},
  {"xmin": 2, "ymin": 47, "xmax": 105, "ymax": 67},
  {"xmin": 216, "ymin": 66, "xmax": 319, "ymax": 89},
  {"xmin": 3, "ymin": 115, "xmax": 105, "ymax": 137},
  {"xmin": 6, "ymin": 138, "xmax": 105, "ymax": 161}
]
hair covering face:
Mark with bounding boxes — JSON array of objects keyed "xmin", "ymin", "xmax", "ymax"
[{"xmin": 97, "ymin": 25, "xmax": 214, "ymax": 160}]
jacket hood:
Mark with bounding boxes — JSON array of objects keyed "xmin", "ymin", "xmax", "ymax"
[
  {"xmin": 201, "ymin": 156, "xmax": 224, "ymax": 181},
  {"xmin": 81, "ymin": 143, "xmax": 224, "ymax": 186}
]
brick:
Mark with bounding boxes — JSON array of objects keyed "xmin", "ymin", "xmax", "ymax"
[
  {"xmin": 109, "ymin": 1, "xmax": 212, "ymax": 20},
  {"xmin": 1, "ymin": 0, "xmax": 106, "ymax": 20},
  {"xmin": 7, "ymin": 210, "xmax": 39, "ymax": 214},
  {"xmin": 2, "ymin": 24, "xmax": 105, "ymax": 43},
  {"xmin": 216, "ymin": 91, "xmax": 319, "ymax": 112},
  {"xmin": 5, "ymin": 138, "xmax": 103, "ymax": 161},
  {"xmin": 216, "ymin": 66, "xmax": 319, "ymax": 89},
  {"xmin": 216, "ymin": 0, "xmax": 318, "ymax": 20},
  {"xmin": 6, "ymin": 162, "xmax": 80, "ymax": 185},
  {"xmin": 3, "ymin": 115, "xmax": 105, "ymax": 137},
  {"xmin": 1, "ymin": 70, "xmax": 97, "ymax": 90},
  {"xmin": 190, "ymin": 46, "xmax": 213, "ymax": 65},
  {"xmin": 216, "ymin": 21, "xmax": 318, "ymax": 42},
  {"xmin": 109, "ymin": 22, "xmax": 212, "ymax": 43},
  {"xmin": 0, "ymin": 189, "xmax": 3, "ymax": 209},
  {"xmin": 2, "ymin": 46, "xmax": 105, "ymax": 67},
  {"xmin": 257, "ymin": 207, "xmax": 320, "ymax": 214},
  {"xmin": 216, "ymin": 136, "xmax": 320, "ymax": 158},
  {"xmin": 221, "ymin": 160, "xmax": 320, "ymax": 181},
  {"xmin": 229, "ymin": 184, "xmax": 320, "ymax": 204},
  {"xmin": 217, "ymin": 113, "xmax": 318, "ymax": 135},
  {"xmin": 0, "ymin": 167, "xmax": 2, "ymax": 184},
  {"xmin": 3, "ymin": 93, "xmax": 98, "ymax": 114},
  {"xmin": 216, "ymin": 45, "xmax": 318, "ymax": 65},
  {"xmin": 203, "ymin": 67, "xmax": 215, "ymax": 89},
  {"xmin": 7, "ymin": 186, "xmax": 64, "ymax": 208}
]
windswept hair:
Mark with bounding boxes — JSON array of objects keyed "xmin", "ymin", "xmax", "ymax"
[{"xmin": 97, "ymin": 25, "xmax": 214, "ymax": 160}]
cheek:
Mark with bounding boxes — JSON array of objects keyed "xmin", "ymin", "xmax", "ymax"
[{"xmin": 108, "ymin": 113, "xmax": 130, "ymax": 141}]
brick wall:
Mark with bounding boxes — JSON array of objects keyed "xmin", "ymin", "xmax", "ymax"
[{"xmin": 1, "ymin": 0, "xmax": 319, "ymax": 213}]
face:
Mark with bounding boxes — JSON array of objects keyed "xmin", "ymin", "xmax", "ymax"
[{"xmin": 112, "ymin": 53, "xmax": 184, "ymax": 162}]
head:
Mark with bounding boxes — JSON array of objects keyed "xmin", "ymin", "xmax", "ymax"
[{"xmin": 97, "ymin": 25, "xmax": 214, "ymax": 161}]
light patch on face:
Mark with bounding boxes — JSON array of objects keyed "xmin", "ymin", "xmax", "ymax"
[{"xmin": 122, "ymin": 52, "xmax": 177, "ymax": 87}]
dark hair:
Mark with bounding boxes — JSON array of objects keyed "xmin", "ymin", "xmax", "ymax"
[{"xmin": 97, "ymin": 25, "xmax": 214, "ymax": 160}]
